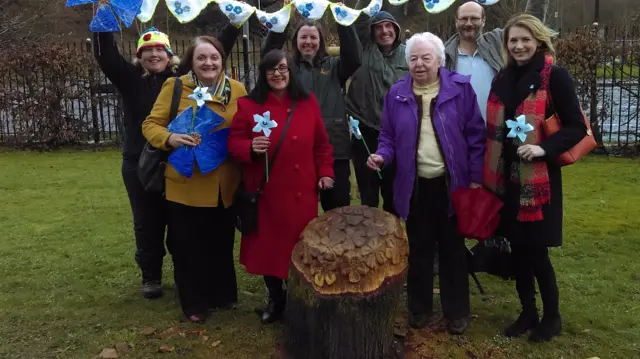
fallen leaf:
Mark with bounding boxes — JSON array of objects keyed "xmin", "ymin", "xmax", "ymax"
[
  {"xmin": 433, "ymin": 288, "xmax": 440, "ymax": 294},
  {"xmin": 99, "ymin": 348, "xmax": 118, "ymax": 359},
  {"xmin": 211, "ymin": 340, "xmax": 222, "ymax": 348},
  {"xmin": 157, "ymin": 327, "xmax": 180, "ymax": 339},
  {"xmin": 114, "ymin": 343, "xmax": 129, "ymax": 353},
  {"xmin": 586, "ymin": 357, "xmax": 601, "ymax": 359},
  {"xmin": 141, "ymin": 327, "xmax": 156, "ymax": 335},
  {"xmin": 185, "ymin": 329, "xmax": 204, "ymax": 336},
  {"xmin": 201, "ymin": 335, "xmax": 209, "ymax": 341},
  {"xmin": 158, "ymin": 345, "xmax": 175, "ymax": 353}
]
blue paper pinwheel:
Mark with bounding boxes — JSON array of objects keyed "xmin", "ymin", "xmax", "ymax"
[
  {"xmin": 253, "ymin": 111, "xmax": 278, "ymax": 181},
  {"xmin": 66, "ymin": 0, "xmax": 143, "ymax": 32},
  {"xmin": 167, "ymin": 106, "xmax": 230, "ymax": 178},
  {"xmin": 253, "ymin": 111, "xmax": 278, "ymax": 137},
  {"xmin": 188, "ymin": 87, "xmax": 213, "ymax": 107},
  {"xmin": 349, "ymin": 116, "xmax": 381, "ymax": 179},
  {"xmin": 506, "ymin": 114, "xmax": 534, "ymax": 143}
]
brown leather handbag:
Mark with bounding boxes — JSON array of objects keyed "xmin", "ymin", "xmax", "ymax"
[{"xmin": 543, "ymin": 97, "xmax": 597, "ymax": 166}]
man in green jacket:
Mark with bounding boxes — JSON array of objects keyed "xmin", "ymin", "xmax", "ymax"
[
  {"xmin": 346, "ymin": 4, "xmax": 408, "ymax": 215},
  {"xmin": 444, "ymin": 1, "xmax": 503, "ymax": 122}
]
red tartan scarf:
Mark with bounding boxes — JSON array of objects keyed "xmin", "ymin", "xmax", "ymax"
[{"xmin": 484, "ymin": 56, "xmax": 553, "ymax": 222}]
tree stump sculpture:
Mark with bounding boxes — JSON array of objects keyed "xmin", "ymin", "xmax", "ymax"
[{"xmin": 284, "ymin": 206, "xmax": 409, "ymax": 359}]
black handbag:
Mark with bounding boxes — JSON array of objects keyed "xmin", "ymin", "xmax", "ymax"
[
  {"xmin": 137, "ymin": 77, "xmax": 183, "ymax": 193},
  {"xmin": 234, "ymin": 101, "xmax": 297, "ymax": 234},
  {"xmin": 468, "ymin": 236, "xmax": 516, "ymax": 280}
]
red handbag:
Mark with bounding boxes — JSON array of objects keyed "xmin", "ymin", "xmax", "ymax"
[{"xmin": 451, "ymin": 187, "xmax": 503, "ymax": 242}]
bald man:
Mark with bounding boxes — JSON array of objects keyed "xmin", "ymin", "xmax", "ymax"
[{"xmin": 444, "ymin": 1, "xmax": 503, "ymax": 121}]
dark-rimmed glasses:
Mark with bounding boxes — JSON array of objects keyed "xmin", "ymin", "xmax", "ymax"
[{"xmin": 267, "ymin": 65, "xmax": 289, "ymax": 75}]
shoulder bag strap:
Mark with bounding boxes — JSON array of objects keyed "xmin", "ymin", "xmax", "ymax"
[
  {"xmin": 257, "ymin": 100, "xmax": 297, "ymax": 193},
  {"xmin": 169, "ymin": 77, "xmax": 183, "ymax": 121}
]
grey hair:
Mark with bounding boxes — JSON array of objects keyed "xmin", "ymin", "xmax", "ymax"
[{"xmin": 405, "ymin": 32, "xmax": 446, "ymax": 67}]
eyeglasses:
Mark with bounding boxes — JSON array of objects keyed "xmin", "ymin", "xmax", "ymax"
[
  {"xmin": 456, "ymin": 17, "xmax": 483, "ymax": 24},
  {"xmin": 267, "ymin": 65, "xmax": 289, "ymax": 75}
]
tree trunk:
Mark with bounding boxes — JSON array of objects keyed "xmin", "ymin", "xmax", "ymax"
[
  {"xmin": 525, "ymin": 0, "xmax": 549, "ymax": 23},
  {"xmin": 283, "ymin": 206, "xmax": 409, "ymax": 359}
]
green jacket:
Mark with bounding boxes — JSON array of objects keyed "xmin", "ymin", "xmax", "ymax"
[
  {"xmin": 344, "ymin": 6, "xmax": 408, "ymax": 131},
  {"xmin": 262, "ymin": 24, "xmax": 362, "ymax": 160}
]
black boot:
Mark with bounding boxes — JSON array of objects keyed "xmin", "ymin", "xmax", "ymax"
[
  {"xmin": 255, "ymin": 276, "xmax": 286, "ymax": 324},
  {"xmin": 141, "ymin": 270, "xmax": 163, "ymax": 299},
  {"xmin": 529, "ymin": 257, "xmax": 561, "ymax": 342},
  {"xmin": 505, "ymin": 260, "xmax": 539, "ymax": 337}
]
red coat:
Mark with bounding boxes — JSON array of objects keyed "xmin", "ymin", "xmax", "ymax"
[{"xmin": 228, "ymin": 92, "xmax": 334, "ymax": 279}]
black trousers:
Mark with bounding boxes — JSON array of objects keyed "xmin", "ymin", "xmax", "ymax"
[
  {"xmin": 166, "ymin": 200, "xmax": 238, "ymax": 316},
  {"xmin": 511, "ymin": 244, "xmax": 560, "ymax": 317},
  {"xmin": 320, "ymin": 159, "xmax": 351, "ymax": 212},
  {"xmin": 263, "ymin": 275, "xmax": 286, "ymax": 301},
  {"xmin": 121, "ymin": 158, "xmax": 167, "ymax": 283},
  {"xmin": 405, "ymin": 177, "xmax": 470, "ymax": 320},
  {"xmin": 351, "ymin": 125, "xmax": 396, "ymax": 215}
]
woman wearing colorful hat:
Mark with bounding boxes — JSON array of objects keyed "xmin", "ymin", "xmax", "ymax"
[{"xmin": 93, "ymin": 25, "xmax": 241, "ymax": 300}]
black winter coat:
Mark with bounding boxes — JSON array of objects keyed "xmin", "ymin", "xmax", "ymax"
[
  {"xmin": 491, "ymin": 53, "xmax": 587, "ymax": 247},
  {"xmin": 93, "ymin": 25, "xmax": 240, "ymax": 161}
]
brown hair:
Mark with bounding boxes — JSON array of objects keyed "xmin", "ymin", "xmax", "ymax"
[
  {"xmin": 179, "ymin": 36, "xmax": 226, "ymax": 74},
  {"xmin": 503, "ymin": 14, "xmax": 557, "ymax": 66},
  {"xmin": 291, "ymin": 20, "xmax": 328, "ymax": 67}
]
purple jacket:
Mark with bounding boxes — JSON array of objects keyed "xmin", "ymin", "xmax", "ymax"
[{"xmin": 376, "ymin": 69, "xmax": 486, "ymax": 220}]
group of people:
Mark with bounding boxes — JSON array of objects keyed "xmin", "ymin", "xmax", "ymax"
[{"xmin": 94, "ymin": 0, "xmax": 587, "ymax": 344}]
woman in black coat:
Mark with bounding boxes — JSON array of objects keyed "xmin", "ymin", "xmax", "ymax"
[
  {"xmin": 483, "ymin": 14, "xmax": 587, "ymax": 342},
  {"xmin": 93, "ymin": 25, "xmax": 240, "ymax": 299}
]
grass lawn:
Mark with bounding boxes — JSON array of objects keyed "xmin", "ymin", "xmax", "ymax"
[{"xmin": 0, "ymin": 149, "xmax": 639, "ymax": 359}]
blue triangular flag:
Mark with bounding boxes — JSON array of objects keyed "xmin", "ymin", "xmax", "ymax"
[
  {"xmin": 89, "ymin": 3, "xmax": 121, "ymax": 32},
  {"xmin": 110, "ymin": 0, "xmax": 144, "ymax": 27},
  {"xmin": 66, "ymin": 0, "xmax": 98, "ymax": 7}
]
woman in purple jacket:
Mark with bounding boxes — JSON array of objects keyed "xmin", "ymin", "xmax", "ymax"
[{"xmin": 367, "ymin": 32, "xmax": 486, "ymax": 335}]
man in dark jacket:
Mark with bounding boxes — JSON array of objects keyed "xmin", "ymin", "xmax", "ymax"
[
  {"xmin": 93, "ymin": 25, "xmax": 239, "ymax": 299},
  {"xmin": 261, "ymin": 20, "xmax": 362, "ymax": 211},
  {"xmin": 346, "ymin": 3, "xmax": 408, "ymax": 215}
]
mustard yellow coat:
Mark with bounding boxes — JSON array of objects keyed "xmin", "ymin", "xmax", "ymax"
[{"xmin": 142, "ymin": 75, "xmax": 247, "ymax": 208}]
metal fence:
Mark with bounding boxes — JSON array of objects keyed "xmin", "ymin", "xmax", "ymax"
[{"xmin": 0, "ymin": 26, "xmax": 638, "ymax": 149}]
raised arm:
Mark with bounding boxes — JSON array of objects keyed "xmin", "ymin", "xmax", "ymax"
[
  {"xmin": 336, "ymin": 24, "xmax": 362, "ymax": 85},
  {"xmin": 142, "ymin": 78, "xmax": 176, "ymax": 151},
  {"xmin": 353, "ymin": 0, "xmax": 372, "ymax": 48},
  {"xmin": 92, "ymin": 32, "xmax": 138, "ymax": 91},
  {"xmin": 463, "ymin": 84, "xmax": 486, "ymax": 185},
  {"xmin": 227, "ymin": 98, "xmax": 257, "ymax": 164},
  {"xmin": 540, "ymin": 67, "xmax": 588, "ymax": 160},
  {"xmin": 217, "ymin": 23, "xmax": 241, "ymax": 60},
  {"xmin": 375, "ymin": 93, "xmax": 396, "ymax": 167},
  {"xmin": 261, "ymin": 26, "xmax": 288, "ymax": 56}
]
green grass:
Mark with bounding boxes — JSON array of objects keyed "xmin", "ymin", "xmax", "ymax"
[
  {"xmin": 0, "ymin": 150, "xmax": 639, "ymax": 359},
  {"xmin": 596, "ymin": 64, "xmax": 640, "ymax": 79}
]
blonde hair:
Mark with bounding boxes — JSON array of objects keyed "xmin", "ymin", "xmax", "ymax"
[
  {"xmin": 133, "ymin": 55, "xmax": 180, "ymax": 77},
  {"xmin": 503, "ymin": 14, "xmax": 557, "ymax": 66}
]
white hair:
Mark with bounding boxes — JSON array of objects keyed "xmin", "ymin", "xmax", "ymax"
[{"xmin": 405, "ymin": 32, "xmax": 446, "ymax": 67}]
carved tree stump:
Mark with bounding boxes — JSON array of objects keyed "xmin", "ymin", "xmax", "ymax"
[{"xmin": 284, "ymin": 206, "xmax": 409, "ymax": 359}]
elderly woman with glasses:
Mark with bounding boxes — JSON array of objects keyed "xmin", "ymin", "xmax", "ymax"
[{"xmin": 367, "ymin": 32, "xmax": 486, "ymax": 335}]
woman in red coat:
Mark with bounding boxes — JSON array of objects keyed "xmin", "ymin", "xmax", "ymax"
[{"xmin": 228, "ymin": 49, "xmax": 335, "ymax": 324}]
